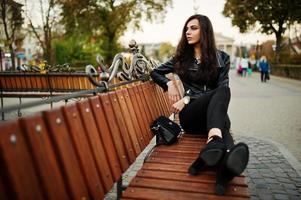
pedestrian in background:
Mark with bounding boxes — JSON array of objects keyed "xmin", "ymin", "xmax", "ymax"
[
  {"xmin": 240, "ymin": 56, "xmax": 249, "ymax": 77},
  {"xmin": 259, "ymin": 55, "xmax": 270, "ymax": 82}
]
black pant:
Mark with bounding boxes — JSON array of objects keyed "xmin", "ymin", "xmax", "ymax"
[
  {"xmin": 179, "ymin": 85, "xmax": 234, "ymax": 148},
  {"xmin": 261, "ymin": 71, "xmax": 268, "ymax": 82}
]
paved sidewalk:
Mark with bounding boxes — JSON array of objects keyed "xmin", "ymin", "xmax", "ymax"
[
  {"xmin": 237, "ymin": 136, "xmax": 301, "ymax": 200},
  {"xmin": 105, "ymin": 135, "xmax": 301, "ymax": 200}
]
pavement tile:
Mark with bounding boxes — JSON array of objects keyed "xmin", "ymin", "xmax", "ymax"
[
  {"xmin": 284, "ymin": 189, "xmax": 300, "ymax": 196},
  {"xmin": 274, "ymin": 194, "xmax": 289, "ymax": 200}
]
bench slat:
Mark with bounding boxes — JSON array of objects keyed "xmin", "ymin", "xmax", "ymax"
[
  {"xmin": 140, "ymin": 83, "xmax": 156, "ymax": 121},
  {"xmin": 151, "ymin": 150, "xmax": 200, "ymax": 159},
  {"xmin": 134, "ymin": 85, "xmax": 153, "ymax": 127},
  {"xmin": 154, "ymin": 85, "xmax": 169, "ymax": 116},
  {"xmin": 122, "ymin": 88, "xmax": 148, "ymax": 149},
  {"xmin": 122, "ymin": 186, "xmax": 249, "ymax": 200},
  {"xmin": 62, "ymin": 104, "xmax": 105, "ymax": 199},
  {"xmin": 0, "ymin": 120, "xmax": 44, "ymax": 200},
  {"xmin": 15, "ymin": 77, "xmax": 22, "ymax": 90},
  {"xmin": 36, "ymin": 76, "xmax": 43, "ymax": 90},
  {"xmin": 141, "ymin": 83, "xmax": 157, "ymax": 120},
  {"xmin": 116, "ymin": 89, "xmax": 142, "ymax": 155},
  {"xmin": 151, "ymin": 83, "xmax": 168, "ymax": 116},
  {"xmin": 130, "ymin": 177, "xmax": 249, "ymax": 197},
  {"xmin": 136, "ymin": 169, "xmax": 247, "ymax": 186},
  {"xmin": 108, "ymin": 91, "xmax": 137, "ymax": 163},
  {"xmin": 129, "ymin": 85, "xmax": 153, "ymax": 142},
  {"xmin": 99, "ymin": 93, "xmax": 130, "ymax": 172},
  {"xmin": 20, "ymin": 115, "xmax": 70, "ymax": 199},
  {"xmin": 147, "ymin": 82, "xmax": 162, "ymax": 118},
  {"xmin": 42, "ymin": 108, "xmax": 90, "ymax": 199},
  {"xmin": 30, "ymin": 76, "xmax": 38, "ymax": 90},
  {"xmin": 146, "ymin": 156, "xmax": 198, "ymax": 165},
  {"xmin": 89, "ymin": 96, "xmax": 123, "ymax": 182},
  {"xmin": 77, "ymin": 100, "xmax": 114, "ymax": 192}
]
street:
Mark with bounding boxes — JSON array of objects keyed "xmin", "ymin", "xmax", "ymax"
[{"xmin": 229, "ymin": 69, "xmax": 301, "ymax": 162}]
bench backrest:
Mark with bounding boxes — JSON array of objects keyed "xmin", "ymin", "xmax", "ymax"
[
  {"xmin": 0, "ymin": 73, "xmax": 101, "ymax": 92},
  {"xmin": 0, "ymin": 81, "xmax": 170, "ymax": 199}
]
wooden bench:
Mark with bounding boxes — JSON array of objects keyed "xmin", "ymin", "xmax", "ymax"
[
  {"xmin": 0, "ymin": 72, "xmax": 106, "ymax": 119},
  {"xmin": 0, "ymin": 72, "xmax": 101, "ymax": 93},
  {"xmin": 0, "ymin": 81, "xmax": 250, "ymax": 200}
]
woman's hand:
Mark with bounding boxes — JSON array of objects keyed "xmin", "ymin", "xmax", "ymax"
[
  {"xmin": 167, "ymin": 81, "xmax": 181, "ymax": 104},
  {"xmin": 171, "ymin": 98, "xmax": 185, "ymax": 114}
]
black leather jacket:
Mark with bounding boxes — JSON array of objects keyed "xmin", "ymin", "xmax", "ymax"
[{"xmin": 150, "ymin": 50, "xmax": 230, "ymax": 97}]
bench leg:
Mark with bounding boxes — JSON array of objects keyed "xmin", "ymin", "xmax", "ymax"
[
  {"xmin": 116, "ymin": 177, "xmax": 123, "ymax": 199},
  {"xmin": 17, "ymin": 97, "xmax": 22, "ymax": 117}
]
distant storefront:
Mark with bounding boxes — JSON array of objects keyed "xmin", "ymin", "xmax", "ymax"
[{"xmin": 215, "ymin": 33, "xmax": 235, "ymax": 60}]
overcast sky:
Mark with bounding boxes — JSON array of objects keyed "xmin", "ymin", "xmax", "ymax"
[{"xmin": 121, "ymin": 0, "xmax": 274, "ymax": 46}]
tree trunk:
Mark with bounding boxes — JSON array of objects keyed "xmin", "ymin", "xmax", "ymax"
[
  {"xmin": 275, "ymin": 32, "xmax": 282, "ymax": 64},
  {"xmin": 104, "ymin": 33, "xmax": 118, "ymax": 64},
  {"xmin": 44, "ymin": 28, "xmax": 52, "ymax": 65},
  {"xmin": 9, "ymin": 44, "xmax": 16, "ymax": 70}
]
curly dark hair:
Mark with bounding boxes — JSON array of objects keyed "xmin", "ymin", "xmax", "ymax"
[{"xmin": 174, "ymin": 14, "xmax": 218, "ymax": 84}]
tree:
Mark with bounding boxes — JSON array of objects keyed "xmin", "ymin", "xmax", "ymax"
[
  {"xmin": 158, "ymin": 42, "xmax": 175, "ymax": 61},
  {"xmin": 0, "ymin": 0, "xmax": 23, "ymax": 70},
  {"xmin": 223, "ymin": 0, "xmax": 301, "ymax": 63},
  {"xmin": 24, "ymin": 0, "xmax": 62, "ymax": 65},
  {"xmin": 59, "ymin": 0, "xmax": 172, "ymax": 63}
]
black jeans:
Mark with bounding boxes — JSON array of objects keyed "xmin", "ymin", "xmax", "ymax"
[
  {"xmin": 179, "ymin": 85, "xmax": 234, "ymax": 148},
  {"xmin": 261, "ymin": 71, "xmax": 268, "ymax": 82}
]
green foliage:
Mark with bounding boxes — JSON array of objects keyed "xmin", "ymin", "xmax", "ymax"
[
  {"xmin": 223, "ymin": 0, "xmax": 300, "ymax": 34},
  {"xmin": 223, "ymin": 0, "xmax": 301, "ymax": 63},
  {"xmin": 58, "ymin": 0, "xmax": 172, "ymax": 63},
  {"xmin": 158, "ymin": 42, "xmax": 175, "ymax": 61},
  {"xmin": 53, "ymin": 34, "xmax": 101, "ymax": 69}
]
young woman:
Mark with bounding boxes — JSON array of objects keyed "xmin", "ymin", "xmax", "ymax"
[{"xmin": 150, "ymin": 14, "xmax": 249, "ymax": 195}]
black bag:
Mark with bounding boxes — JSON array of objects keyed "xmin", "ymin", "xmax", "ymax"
[{"xmin": 150, "ymin": 116, "xmax": 181, "ymax": 145}]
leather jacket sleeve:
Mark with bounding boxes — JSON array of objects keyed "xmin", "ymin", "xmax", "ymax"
[
  {"xmin": 217, "ymin": 51, "xmax": 230, "ymax": 87},
  {"xmin": 150, "ymin": 58, "xmax": 175, "ymax": 91}
]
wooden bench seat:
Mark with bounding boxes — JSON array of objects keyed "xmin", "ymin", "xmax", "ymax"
[
  {"xmin": 122, "ymin": 134, "xmax": 249, "ymax": 200},
  {"xmin": 0, "ymin": 81, "xmax": 250, "ymax": 200}
]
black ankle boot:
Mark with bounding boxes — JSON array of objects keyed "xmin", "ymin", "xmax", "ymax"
[
  {"xmin": 188, "ymin": 136, "xmax": 226, "ymax": 175},
  {"xmin": 215, "ymin": 142, "xmax": 249, "ymax": 195},
  {"xmin": 215, "ymin": 167, "xmax": 235, "ymax": 195}
]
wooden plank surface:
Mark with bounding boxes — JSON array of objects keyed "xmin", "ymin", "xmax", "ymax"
[
  {"xmin": 122, "ymin": 186, "xmax": 249, "ymax": 200},
  {"xmin": 122, "ymin": 88, "xmax": 148, "ymax": 149},
  {"xmin": 123, "ymin": 130, "xmax": 250, "ymax": 199},
  {"xmin": 77, "ymin": 100, "xmax": 114, "ymax": 192},
  {"xmin": 62, "ymin": 104, "xmax": 105, "ymax": 199},
  {"xmin": 89, "ymin": 96, "xmax": 123, "ymax": 182},
  {"xmin": 43, "ymin": 108, "xmax": 90, "ymax": 199},
  {"xmin": 128, "ymin": 85, "xmax": 152, "ymax": 143},
  {"xmin": 0, "ymin": 120, "xmax": 44, "ymax": 200},
  {"xmin": 108, "ymin": 91, "xmax": 136, "ymax": 163},
  {"xmin": 99, "ymin": 93, "xmax": 130, "ymax": 172},
  {"xmin": 116, "ymin": 89, "xmax": 142, "ymax": 155},
  {"xmin": 20, "ymin": 115, "xmax": 70, "ymax": 200},
  {"xmin": 130, "ymin": 177, "xmax": 249, "ymax": 197}
]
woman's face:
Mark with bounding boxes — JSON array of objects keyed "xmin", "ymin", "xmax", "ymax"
[{"xmin": 186, "ymin": 18, "xmax": 201, "ymax": 45}]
